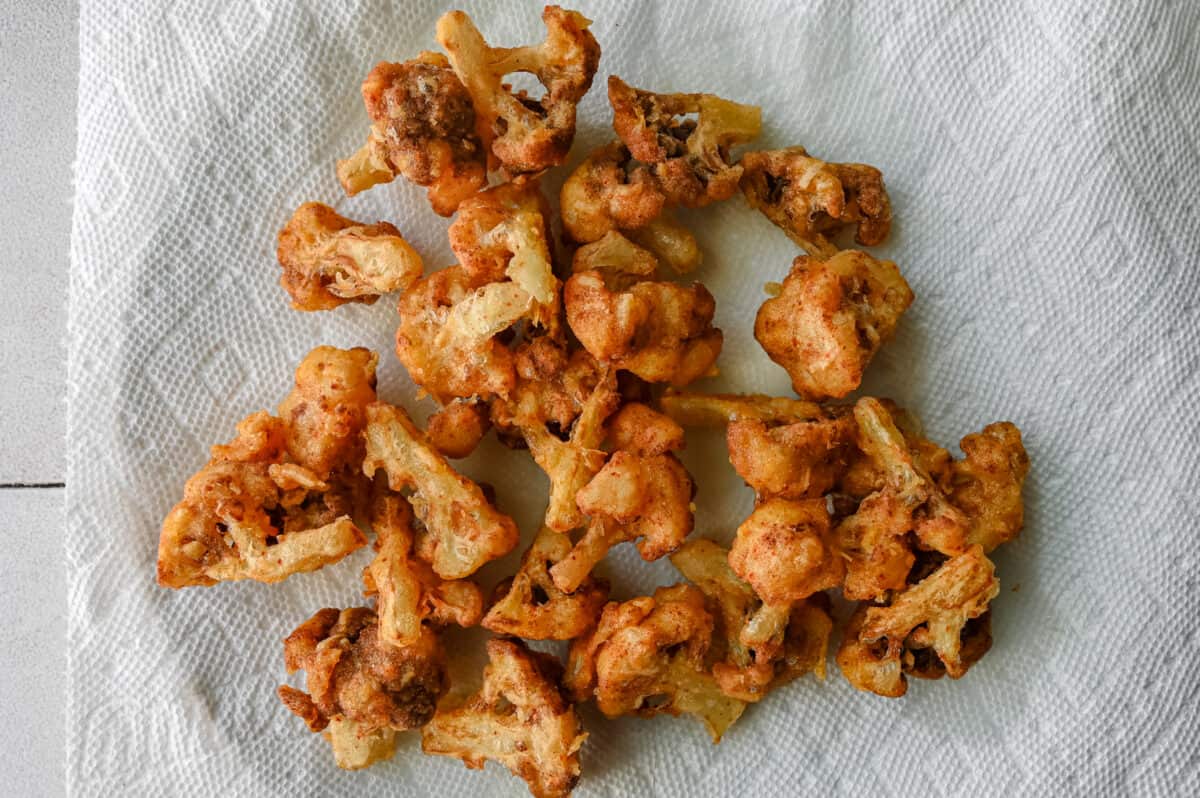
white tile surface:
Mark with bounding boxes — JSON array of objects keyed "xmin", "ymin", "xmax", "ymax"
[
  {"xmin": 0, "ymin": 0, "xmax": 76, "ymax": 484},
  {"xmin": 0, "ymin": 488, "xmax": 66, "ymax": 797},
  {"xmin": 0, "ymin": 1, "xmax": 75, "ymax": 795}
]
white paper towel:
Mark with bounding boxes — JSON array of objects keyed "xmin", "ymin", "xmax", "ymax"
[{"xmin": 67, "ymin": 0, "xmax": 1200, "ymax": 795}]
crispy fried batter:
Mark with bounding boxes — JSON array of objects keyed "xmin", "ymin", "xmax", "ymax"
[
  {"xmin": 490, "ymin": 338, "xmax": 621, "ymax": 532},
  {"xmin": 836, "ymin": 546, "xmax": 999, "ymax": 697},
  {"xmin": 950, "ymin": 422, "xmax": 1030, "ymax": 552},
  {"xmin": 658, "ymin": 391, "xmax": 824, "ymax": 426},
  {"xmin": 837, "ymin": 400, "xmax": 952, "ymax": 499},
  {"xmin": 608, "ymin": 76, "xmax": 761, "ymax": 208},
  {"xmin": 560, "ymin": 142, "xmax": 664, "ymax": 242},
  {"xmin": 157, "ymin": 348, "xmax": 378, "ymax": 588},
  {"xmin": 437, "ymin": 6, "xmax": 600, "ymax": 176},
  {"xmin": 835, "ymin": 399, "xmax": 970, "ymax": 600},
  {"xmin": 338, "ymin": 53, "xmax": 487, "ymax": 215},
  {"xmin": 740, "ymin": 147, "xmax": 892, "ymax": 256},
  {"xmin": 278, "ymin": 607, "xmax": 447, "ymax": 768},
  {"xmin": 426, "ymin": 399, "xmax": 493, "ymax": 459},
  {"xmin": 607, "ymin": 401, "xmax": 686, "ymax": 456},
  {"xmin": 728, "ymin": 498, "xmax": 843, "ymax": 607},
  {"xmin": 363, "ymin": 402, "xmax": 519, "ymax": 579},
  {"xmin": 726, "ymin": 409, "xmax": 856, "ymax": 500},
  {"xmin": 363, "ymin": 489, "xmax": 483, "ymax": 647},
  {"xmin": 423, "ymin": 638, "xmax": 586, "ymax": 798},
  {"xmin": 277, "ymin": 346, "xmax": 379, "ymax": 479},
  {"xmin": 395, "ymin": 265, "xmax": 518, "ymax": 403},
  {"xmin": 559, "ymin": 142, "xmax": 702, "ymax": 274},
  {"xmin": 276, "ymin": 203, "xmax": 424, "ymax": 312},
  {"xmin": 755, "ymin": 250, "xmax": 914, "ymax": 399},
  {"xmin": 396, "ymin": 182, "xmax": 561, "ymax": 404},
  {"xmin": 551, "ymin": 407, "xmax": 694, "ymax": 592},
  {"xmin": 565, "ymin": 584, "xmax": 746, "ymax": 742},
  {"xmin": 671, "ymin": 539, "xmax": 832, "ymax": 702},
  {"xmin": 449, "ymin": 182, "xmax": 555, "ymax": 285},
  {"xmin": 565, "ymin": 270, "xmax": 722, "ymax": 386},
  {"xmin": 571, "ymin": 230, "xmax": 659, "ymax": 288},
  {"xmin": 453, "ymin": 182, "xmax": 561, "ymax": 333},
  {"xmin": 483, "ymin": 526, "xmax": 610, "ymax": 640},
  {"xmin": 835, "ymin": 489, "xmax": 918, "ymax": 602}
]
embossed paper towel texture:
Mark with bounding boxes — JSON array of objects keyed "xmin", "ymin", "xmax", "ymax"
[{"xmin": 68, "ymin": 0, "xmax": 1200, "ymax": 795}]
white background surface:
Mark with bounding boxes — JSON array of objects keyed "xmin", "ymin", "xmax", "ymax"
[{"xmin": 0, "ymin": 0, "xmax": 74, "ymax": 795}]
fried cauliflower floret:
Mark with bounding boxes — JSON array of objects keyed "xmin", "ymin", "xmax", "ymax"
[
  {"xmin": 396, "ymin": 180, "xmax": 562, "ymax": 405},
  {"xmin": 560, "ymin": 142, "xmax": 664, "ymax": 241},
  {"xmin": 740, "ymin": 147, "xmax": 892, "ymax": 256},
  {"xmin": 859, "ymin": 400, "xmax": 965, "ymax": 534},
  {"xmin": 277, "ymin": 607, "xmax": 448, "ymax": 769},
  {"xmin": 608, "ymin": 76, "xmax": 761, "ymax": 208},
  {"xmin": 277, "ymin": 346, "xmax": 379, "ymax": 479},
  {"xmin": 422, "ymin": 638, "xmax": 586, "ymax": 798},
  {"xmin": 566, "ymin": 584, "xmax": 746, "ymax": 742},
  {"xmin": 559, "ymin": 143, "xmax": 702, "ymax": 274},
  {"xmin": 571, "ymin": 230, "xmax": 658, "ymax": 289},
  {"xmin": 836, "ymin": 400, "xmax": 952, "ymax": 499},
  {"xmin": 363, "ymin": 489, "xmax": 483, "ymax": 647},
  {"xmin": 437, "ymin": 6, "xmax": 600, "ymax": 176},
  {"xmin": 337, "ymin": 52, "xmax": 486, "ymax": 215},
  {"xmin": 446, "ymin": 181, "xmax": 561, "ymax": 333},
  {"xmin": 550, "ymin": 406, "xmax": 694, "ymax": 593},
  {"xmin": 728, "ymin": 498, "xmax": 843, "ymax": 607},
  {"xmin": 834, "ymin": 399, "xmax": 972, "ymax": 601},
  {"xmin": 755, "ymin": 250, "xmax": 914, "ymax": 400},
  {"xmin": 565, "ymin": 270, "xmax": 723, "ymax": 386},
  {"xmin": 492, "ymin": 342, "xmax": 620, "ymax": 532},
  {"xmin": 523, "ymin": 364, "xmax": 619, "ymax": 532},
  {"xmin": 658, "ymin": 391, "xmax": 823, "ymax": 426},
  {"xmin": 671, "ymin": 539, "xmax": 832, "ymax": 702},
  {"xmin": 834, "ymin": 489, "xmax": 917, "ymax": 602},
  {"xmin": 363, "ymin": 402, "xmax": 519, "ymax": 579},
  {"xmin": 836, "ymin": 546, "xmax": 999, "ymax": 697},
  {"xmin": 483, "ymin": 526, "xmax": 610, "ymax": 640},
  {"xmin": 726, "ymin": 408, "xmax": 857, "ymax": 500},
  {"xmin": 607, "ymin": 401, "xmax": 686, "ymax": 456},
  {"xmin": 426, "ymin": 399, "xmax": 492, "ymax": 459},
  {"xmin": 449, "ymin": 182, "xmax": 553, "ymax": 282},
  {"xmin": 395, "ymin": 265, "xmax": 518, "ymax": 403},
  {"xmin": 157, "ymin": 348, "xmax": 380, "ymax": 588},
  {"xmin": 276, "ymin": 203, "xmax": 424, "ymax": 312},
  {"xmin": 950, "ymin": 422, "xmax": 1030, "ymax": 552}
]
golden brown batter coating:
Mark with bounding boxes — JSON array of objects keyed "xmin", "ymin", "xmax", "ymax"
[
  {"xmin": 490, "ymin": 338, "xmax": 620, "ymax": 532},
  {"xmin": 608, "ymin": 76, "xmax": 761, "ymax": 208},
  {"xmin": 566, "ymin": 583, "xmax": 746, "ymax": 742},
  {"xmin": 363, "ymin": 402, "xmax": 519, "ymax": 579},
  {"xmin": 559, "ymin": 142, "xmax": 702, "ymax": 274},
  {"xmin": 276, "ymin": 202, "xmax": 423, "ymax": 311},
  {"xmin": 741, "ymin": 146, "xmax": 891, "ymax": 256},
  {"xmin": 483, "ymin": 525, "xmax": 610, "ymax": 640},
  {"xmin": 422, "ymin": 638, "xmax": 586, "ymax": 798},
  {"xmin": 836, "ymin": 546, "xmax": 998, "ymax": 697},
  {"xmin": 671, "ymin": 539, "xmax": 832, "ymax": 702},
  {"xmin": 437, "ymin": 6, "xmax": 600, "ymax": 176},
  {"xmin": 755, "ymin": 250, "xmax": 913, "ymax": 400},
  {"xmin": 565, "ymin": 270, "xmax": 722, "ymax": 387},
  {"xmin": 157, "ymin": 347, "xmax": 377, "ymax": 588},
  {"xmin": 278, "ymin": 607, "xmax": 448, "ymax": 769},
  {"xmin": 362, "ymin": 488, "xmax": 483, "ymax": 647},
  {"xmin": 338, "ymin": 52, "xmax": 486, "ymax": 215},
  {"xmin": 549, "ymin": 404, "xmax": 695, "ymax": 593}
]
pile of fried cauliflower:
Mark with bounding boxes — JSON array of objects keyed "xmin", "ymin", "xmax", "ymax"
[{"xmin": 156, "ymin": 7, "xmax": 1029, "ymax": 796}]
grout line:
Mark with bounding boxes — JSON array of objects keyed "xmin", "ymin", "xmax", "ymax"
[{"xmin": 0, "ymin": 482, "xmax": 66, "ymax": 489}]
